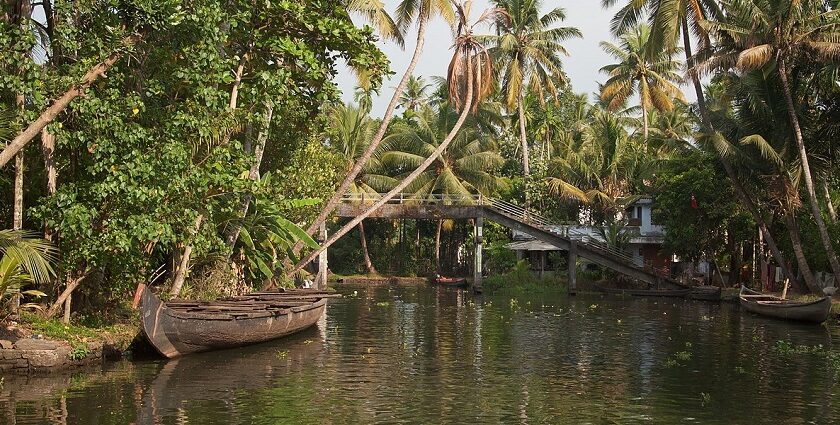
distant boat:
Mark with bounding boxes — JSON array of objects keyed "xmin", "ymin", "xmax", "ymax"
[
  {"xmin": 136, "ymin": 284, "xmax": 338, "ymax": 358},
  {"xmin": 688, "ymin": 286, "xmax": 721, "ymax": 301},
  {"xmin": 594, "ymin": 283, "xmax": 690, "ymax": 298},
  {"xmin": 739, "ymin": 285, "xmax": 832, "ymax": 324},
  {"xmin": 433, "ymin": 275, "xmax": 468, "ymax": 288}
]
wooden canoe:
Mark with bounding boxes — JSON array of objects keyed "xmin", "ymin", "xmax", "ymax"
[
  {"xmin": 594, "ymin": 283, "xmax": 690, "ymax": 298},
  {"xmin": 137, "ymin": 284, "xmax": 336, "ymax": 358},
  {"xmin": 688, "ymin": 286, "xmax": 721, "ymax": 301},
  {"xmin": 434, "ymin": 276, "xmax": 468, "ymax": 288},
  {"xmin": 739, "ymin": 285, "xmax": 832, "ymax": 324}
]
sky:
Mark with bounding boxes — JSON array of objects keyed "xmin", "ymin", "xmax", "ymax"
[{"xmin": 335, "ymin": 1, "xmax": 622, "ymax": 117}]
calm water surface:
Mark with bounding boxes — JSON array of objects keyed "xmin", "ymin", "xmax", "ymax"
[{"xmin": 2, "ymin": 284, "xmax": 840, "ymax": 424}]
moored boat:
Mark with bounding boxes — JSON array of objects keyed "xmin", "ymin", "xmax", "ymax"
[
  {"xmin": 739, "ymin": 285, "xmax": 832, "ymax": 324},
  {"xmin": 689, "ymin": 286, "xmax": 722, "ymax": 301},
  {"xmin": 594, "ymin": 283, "xmax": 690, "ymax": 298},
  {"xmin": 136, "ymin": 284, "xmax": 338, "ymax": 358},
  {"xmin": 433, "ymin": 275, "xmax": 468, "ymax": 288}
]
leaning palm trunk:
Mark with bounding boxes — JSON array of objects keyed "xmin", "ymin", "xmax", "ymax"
[
  {"xmin": 823, "ymin": 180, "xmax": 837, "ymax": 225},
  {"xmin": 288, "ymin": 52, "xmax": 476, "ymax": 277},
  {"xmin": 358, "ymin": 219, "xmax": 377, "ymax": 274},
  {"xmin": 784, "ymin": 212, "xmax": 820, "ymax": 293},
  {"xmin": 298, "ymin": 14, "xmax": 431, "ymax": 251},
  {"xmin": 518, "ymin": 87, "xmax": 530, "ymax": 176},
  {"xmin": 777, "ymin": 58, "xmax": 840, "ymax": 287},
  {"xmin": 683, "ymin": 31, "xmax": 796, "ymax": 285},
  {"xmin": 435, "ymin": 219, "xmax": 443, "ymax": 273}
]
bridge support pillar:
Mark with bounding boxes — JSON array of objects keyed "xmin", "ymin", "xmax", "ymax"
[
  {"xmin": 473, "ymin": 216, "xmax": 483, "ymax": 294},
  {"xmin": 317, "ymin": 221, "xmax": 328, "ymax": 290},
  {"xmin": 568, "ymin": 241, "xmax": 577, "ymax": 295}
]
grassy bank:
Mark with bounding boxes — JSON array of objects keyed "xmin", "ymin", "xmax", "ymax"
[{"xmin": 15, "ymin": 312, "xmax": 138, "ymax": 353}]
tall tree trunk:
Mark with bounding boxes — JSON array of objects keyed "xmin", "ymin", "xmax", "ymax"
[
  {"xmin": 42, "ymin": 127, "xmax": 57, "ymax": 239},
  {"xmin": 784, "ymin": 212, "xmax": 820, "ymax": 293},
  {"xmin": 518, "ymin": 86, "xmax": 530, "ymax": 177},
  {"xmin": 170, "ymin": 214, "xmax": 204, "ymax": 297},
  {"xmin": 822, "ymin": 179, "xmax": 837, "ymax": 225},
  {"xmin": 435, "ymin": 219, "xmax": 442, "ymax": 273},
  {"xmin": 298, "ymin": 14, "xmax": 430, "ymax": 250},
  {"xmin": 641, "ymin": 103, "xmax": 649, "ymax": 142},
  {"xmin": 288, "ymin": 50, "xmax": 475, "ymax": 276},
  {"xmin": 416, "ymin": 220, "xmax": 421, "ymax": 260},
  {"xmin": 224, "ymin": 104, "xmax": 273, "ymax": 250},
  {"xmin": 13, "ymin": 152, "xmax": 23, "ymax": 230},
  {"xmin": 359, "ymin": 219, "xmax": 377, "ymax": 274},
  {"xmin": 777, "ymin": 58, "xmax": 840, "ymax": 287},
  {"xmin": 13, "ymin": 93, "xmax": 25, "ymax": 231},
  {"xmin": 0, "ymin": 38, "xmax": 137, "ymax": 168},
  {"xmin": 727, "ymin": 223, "xmax": 740, "ymax": 286},
  {"xmin": 682, "ymin": 17, "xmax": 796, "ymax": 285}
]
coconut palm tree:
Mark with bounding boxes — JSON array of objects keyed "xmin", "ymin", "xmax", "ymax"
[
  {"xmin": 705, "ymin": 69, "xmax": 824, "ymax": 292},
  {"xmin": 382, "ymin": 105, "xmax": 505, "ymax": 269},
  {"xmin": 599, "ymin": 24, "xmax": 686, "ymax": 141},
  {"xmin": 698, "ymin": 0, "xmax": 840, "ymax": 287},
  {"xmin": 599, "ymin": 0, "xmax": 800, "ymax": 286},
  {"xmin": 487, "ymin": 0, "xmax": 581, "ymax": 176},
  {"xmin": 301, "ymin": 0, "xmax": 457, "ymax": 247},
  {"xmin": 600, "ymin": 0, "xmax": 721, "ymax": 113},
  {"xmin": 398, "ymin": 75, "xmax": 433, "ymax": 113},
  {"xmin": 546, "ymin": 106, "xmax": 661, "ymax": 224},
  {"xmin": 349, "ymin": 0, "xmax": 405, "ymax": 47},
  {"xmin": 326, "ymin": 102, "xmax": 397, "ymax": 274},
  {"xmin": 290, "ymin": 0, "xmax": 501, "ymax": 278}
]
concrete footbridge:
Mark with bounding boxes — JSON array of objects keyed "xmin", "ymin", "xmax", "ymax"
[{"xmin": 336, "ymin": 193, "xmax": 681, "ymax": 293}]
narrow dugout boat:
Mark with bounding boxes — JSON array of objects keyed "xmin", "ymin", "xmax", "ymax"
[
  {"xmin": 739, "ymin": 286, "xmax": 832, "ymax": 324},
  {"xmin": 594, "ymin": 283, "xmax": 690, "ymax": 298},
  {"xmin": 688, "ymin": 286, "xmax": 722, "ymax": 301},
  {"xmin": 135, "ymin": 284, "xmax": 339, "ymax": 358},
  {"xmin": 434, "ymin": 275, "xmax": 468, "ymax": 288}
]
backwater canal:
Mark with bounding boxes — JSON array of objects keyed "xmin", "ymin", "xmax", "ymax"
[{"xmin": 3, "ymin": 284, "xmax": 840, "ymax": 424}]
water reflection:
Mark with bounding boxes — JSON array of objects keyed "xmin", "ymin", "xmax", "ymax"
[{"xmin": 2, "ymin": 284, "xmax": 839, "ymax": 424}]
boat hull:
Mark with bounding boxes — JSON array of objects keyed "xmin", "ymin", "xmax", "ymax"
[
  {"xmin": 688, "ymin": 286, "xmax": 721, "ymax": 301},
  {"xmin": 434, "ymin": 277, "xmax": 468, "ymax": 288},
  {"xmin": 739, "ymin": 286, "xmax": 832, "ymax": 324},
  {"xmin": 139, "ymin": 287, "xmax": 327, "ymax": 358},
  {"xmin": 594, "ymin": 284, "xmax": 690, "ymax": 298}
]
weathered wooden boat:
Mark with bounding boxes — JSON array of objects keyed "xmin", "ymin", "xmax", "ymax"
[
  {"xmin": 688, "ymin": 286, "xmax": 722, "ymax": 301},
  {"xmin": 739, "ymin": 286, "xmax": 832, "ymax": 324},
  {"xmin": 434, "ymin": 275, "xmax": 468, "ymax": 288},
  {"xmin": 135, "ymin": 284, "xmax": 338, "ymax": 358},
  {"xmin": 594, "ymin": 283, "xmax": 690, "ymax": 298}
]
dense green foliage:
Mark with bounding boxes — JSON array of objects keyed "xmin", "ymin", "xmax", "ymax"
[
  {"xmin": 2, "ymin": 0, "xmax": 840, "ymax": 320},
  {"xmin": 1, "ymin": 0, "xmax": 387, "ymax": 313}
]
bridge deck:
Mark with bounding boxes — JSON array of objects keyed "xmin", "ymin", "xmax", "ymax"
[
  {"xmin": 335, "ymin": 203, "xmax": 483, "ymax": 219},
  {"xmin": 338, "ymin": 194, "xmax": 681, "ymax": 289}
]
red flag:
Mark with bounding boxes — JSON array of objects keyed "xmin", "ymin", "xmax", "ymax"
[{"xmin": 690, "ymin": 194, "xmax": 698, "ymax": 209}]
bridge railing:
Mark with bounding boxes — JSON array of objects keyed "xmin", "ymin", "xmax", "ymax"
[
  {"xmin": 339, "ymin": 192, "xmax": 662, "ymax": 277},
  {"xmin": 340, "ymin": 193, "xmax": 483, "ymax": 205},
  {"xmin": 482, "ymin": 197, "xmax": 639, "ymax": 266}
]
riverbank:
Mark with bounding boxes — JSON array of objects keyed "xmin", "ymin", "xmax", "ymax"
[
  {"xmin": 330, "ymin": 274, "xmax": 428, "ymax": 285},
  {"xmin": 0, "ymin": 313, "xmax": 137, "ymax": 374}
]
